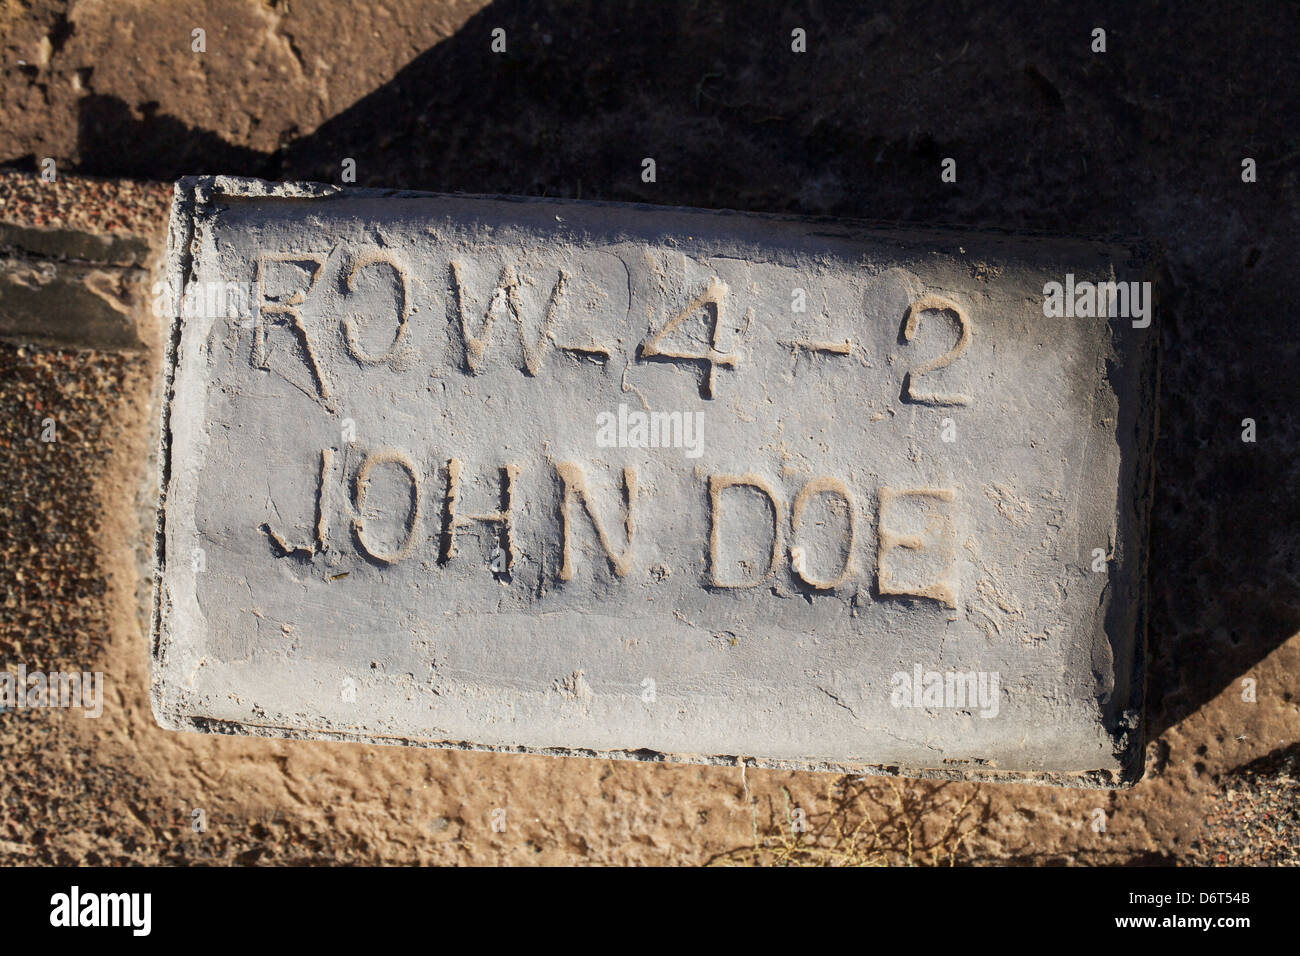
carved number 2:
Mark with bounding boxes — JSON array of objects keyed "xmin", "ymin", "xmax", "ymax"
[{"xmin": 901, "ymin": 294, "xmax": 972, "ymax": 406}]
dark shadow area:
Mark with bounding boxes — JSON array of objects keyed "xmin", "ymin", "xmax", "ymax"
[
  {"xmin": 72, "ymin": 0, "xmax": 1300, "ymax": 737},
  {"xmin": 1228, "ymin": 741, "xmax": 1300, "ymax": 780},
  {"xmin": 77, "ymin": 94, "xmax": 272, "ymax": 180}
]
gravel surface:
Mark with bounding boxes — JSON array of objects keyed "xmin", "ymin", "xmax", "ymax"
[
  {"xmin": 0, "ymin": 169, "xmax": 168, "ymax": 235},
  {"xmin": 1202, "ymin": 745, "xmax": 1300, "ymax": 866}
]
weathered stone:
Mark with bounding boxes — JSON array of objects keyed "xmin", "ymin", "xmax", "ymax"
[
  {"xmin": 0, "ymin": 220, "xmax": 154, "ymax": 351},
  {"xmin": 0, "ymin": 182, "xmax": 163, "ymax": 351},
  {"xmin": 151, "ymin": 176, "xmax": 1157, "ymax": 787},
  {"xmin": 0, "ymin": 257, "xmax": 148, "ymax": 350}
]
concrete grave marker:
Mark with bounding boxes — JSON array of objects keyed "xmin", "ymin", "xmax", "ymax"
[{"xmin": 151, "ymin": 176, "xmax": 1156, "ymax": 787}]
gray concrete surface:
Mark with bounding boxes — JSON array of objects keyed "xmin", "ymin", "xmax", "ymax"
[{"xmin": 151, "ymin": 176, "xmax": 1156, "ymax": 786}]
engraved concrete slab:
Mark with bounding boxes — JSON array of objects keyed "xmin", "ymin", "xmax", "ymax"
[{"xmin": 151, "ymin": 176, "xmax": 1156, "ymax": 787}]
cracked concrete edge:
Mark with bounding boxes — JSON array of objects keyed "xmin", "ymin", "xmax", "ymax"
[
  {"xmin": 1118, "ymin": 262, "xmax": 1161, "ymax": 787},
  {"xmin": 149, "ymin": 175, "xmax": 1160, "ymax": 790},
  {"xmin": 192, "ymin": 172, "xmax": 1158, "ymax": 252},
  {"xmin": 149, "ymin": 177, "xmax": 197, "ymax": 712},
  {"xmin": 164, "ymin": 713, "xmax": 1130, "ymax": 790}
]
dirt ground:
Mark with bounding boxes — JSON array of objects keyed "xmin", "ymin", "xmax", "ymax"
[{"xmin": 1, "ymin": 0, "xmax": 1297, "ymax": 865}]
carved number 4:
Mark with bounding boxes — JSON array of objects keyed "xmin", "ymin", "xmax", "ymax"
[
  {"xmin": 901, "ymin": 294, "xmax": 972, "ymax": 406},
  {"xmin": 639, "ymin": 276, "xmax": 745, "ymax": 398}
]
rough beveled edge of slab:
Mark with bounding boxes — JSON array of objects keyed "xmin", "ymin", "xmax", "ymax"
[{"xmin": 149, "ymin": 175, "xmax": 1159, "ymax": 790}]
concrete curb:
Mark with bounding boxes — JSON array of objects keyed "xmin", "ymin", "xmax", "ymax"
[{"xmin": 0, "ymin": 169, "xmax": 167, "ymax": 352}]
